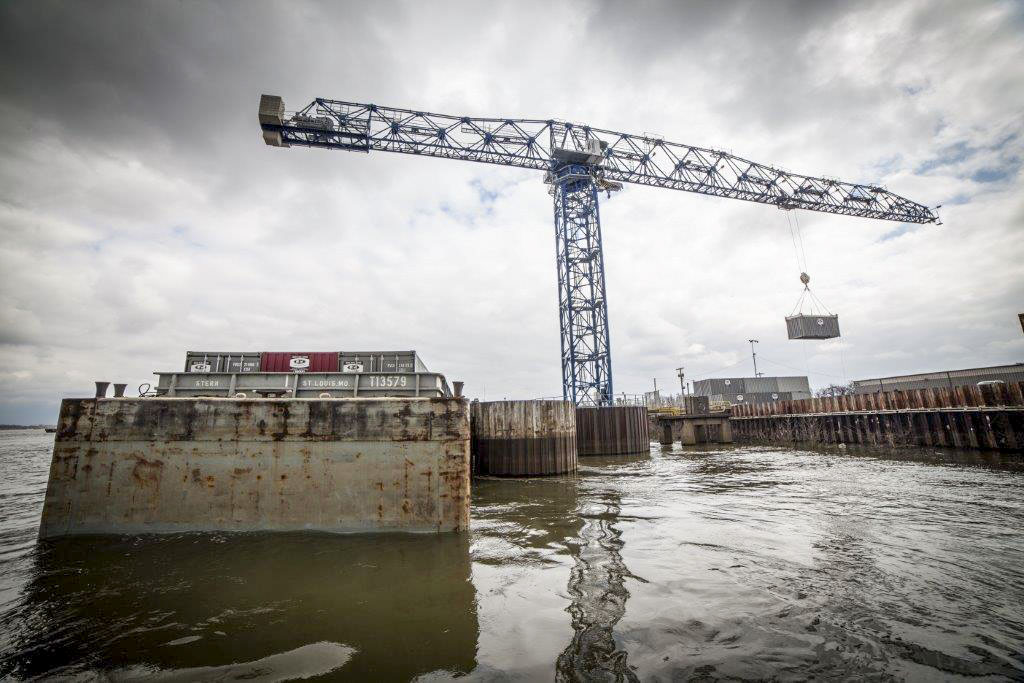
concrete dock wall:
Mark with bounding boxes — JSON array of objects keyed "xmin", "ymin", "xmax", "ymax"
[
  {"xmin": 655, "ymin": 414, "xmax": 733, "ymax": 446},
  {"xmin": 40, "ymin": 397, "xmax": 470, "ymax": 538}
]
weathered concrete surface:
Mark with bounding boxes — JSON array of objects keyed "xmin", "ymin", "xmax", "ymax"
[
  {"xmin": 655, "ymin": 414, "xmax": 733, "ymax": 445},
  {"xmin": 39, "ymin": 397, "xmax": 470, "ymax": 538}
]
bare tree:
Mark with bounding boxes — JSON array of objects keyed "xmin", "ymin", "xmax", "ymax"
[{"xmin": 816, "ymin": 382, "xmax": 856, "ymax": 398}]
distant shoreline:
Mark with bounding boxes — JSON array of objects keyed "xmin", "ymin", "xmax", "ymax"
[{"xmin": 0, "ymin": 425, "xmax": 55, "ymax": 430}]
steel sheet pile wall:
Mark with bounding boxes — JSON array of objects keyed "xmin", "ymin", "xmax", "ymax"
[
  {"xmin": 470, "ymin": 400, "xmax": 577, "ymax": 476},
  {"xmin": 730, "ymin": 382, "xmax": 1024, "ymax": 451},
  {"xmin": 40, "ymin": 397, "xmax": 470, "ymax": 538},
  {"xmin": 575, "ymin": 406, "xmax": 650, "ymax": 456}
]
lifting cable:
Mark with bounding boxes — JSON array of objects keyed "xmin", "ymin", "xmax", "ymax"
[
  {"xmin": 785, "ymin": 210, "xmax": 833, "ymax": 317},
  {"xmin": 786, "ymin": 210, "xmax": 847, "ymax": 385},
  {"xmin": 785, "ymin": 211, "xmax": 807, "ymax": 274}
]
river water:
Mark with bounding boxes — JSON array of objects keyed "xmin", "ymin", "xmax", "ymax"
[{"xmin": 1, "ymin": 430, "xmax": 1023, "ymax": 681}]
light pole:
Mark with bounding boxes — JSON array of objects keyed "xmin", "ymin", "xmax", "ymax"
[{"xmin": 748, "ymin": 339, "xmax": 763, "ymax": 377}]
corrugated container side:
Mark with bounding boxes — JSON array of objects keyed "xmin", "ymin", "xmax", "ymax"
[
  {"xmin": 185, "ymin": 352, "xmax": 262, "ymax": 373},
  {"xmin": 776, "ymin": 376, "xmax": 812, "ymax": 393},
  {"xmin": 692, "ymin": 380, "xmax": 714, "ymax": 397},
  {"xmin": 339, "ymin": 351, "xmax": 423, "ymax": 373},
  {"xmin": 224, "ymin": 354, "xmax": 263, "ymax": 373},
  {"xmin": 695, "ymin": 378, "xmax": 745, "ymax": 396},
  {"xmin": 260, "ymin": 352, "xmax": 339, "ymax": 373},
  {"xmin": 850, "ymin": 363, "xmax": 1024, "ymax": 394},
  {"xmin": 722, "ymin": 391, "xmax": 793, "ymax": 405},
  {"xmin": 745, "ymin": 377, "xmax": 779, "ymax": 393},
  {"xmin": 723, "ymin": 378, "xmax": 745, "ymax": 393},
  {"xmin": 786, "ymin": 315, "xmax": 840, "ymax": 340}
]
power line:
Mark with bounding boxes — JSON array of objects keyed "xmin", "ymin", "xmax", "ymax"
[
  {"xmin": 757, "ymin": 354, "xmax": 847, "ymax": 380},
  {"xmin": 687, "ymin": 357, "xmax": 748, "ymax": 380}
]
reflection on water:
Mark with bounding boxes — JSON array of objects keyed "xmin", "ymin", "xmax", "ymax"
[
  {"xmin": 2, "ymin": 431, "xmax": 1024, "ymax": 680},
  {"xmin": 557, "ymin": 494, "xmax": 643, "ymax": 682},
  {"xmin": 2, "ymin": 533, "xmax": 477, "ymax": 680}
]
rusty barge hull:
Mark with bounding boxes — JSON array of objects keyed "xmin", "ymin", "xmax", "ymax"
[{"xmin": 39, "ymin": 397, "xmax": 470, "ymax": 538}]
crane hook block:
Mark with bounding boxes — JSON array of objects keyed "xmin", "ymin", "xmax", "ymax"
[{"xmin": 799, "ymin": 272, "xmax": 810, "ymax": 286}]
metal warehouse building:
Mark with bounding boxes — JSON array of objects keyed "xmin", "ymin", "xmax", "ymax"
[
  {"xmin": 692, "ymin": 376, "xmax": 811, "ymax": 406},
  {"xmin": 851, "ymin": 363, "xmax": 1024, "ymax": 394}
]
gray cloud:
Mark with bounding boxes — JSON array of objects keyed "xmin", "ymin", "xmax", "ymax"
[{"xmin": 1, "ymin": 0, "xmax": 1022, "ymax": 422}]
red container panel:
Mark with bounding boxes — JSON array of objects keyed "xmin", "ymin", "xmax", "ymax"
[{"xmin": 259, "ymin": 352, "xmax": 339, "ymax": 373}]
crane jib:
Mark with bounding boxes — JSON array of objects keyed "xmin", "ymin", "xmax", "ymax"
[
  {"xmin": 259, "ymin": 94, "xmax": 938, "ymax": 226},
  {"xmin": 257, "ymin": 93, "xmax": 939, "ymax": 406}
]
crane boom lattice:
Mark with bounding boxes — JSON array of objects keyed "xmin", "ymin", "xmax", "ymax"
[{"xmin": 258, "ymin": 95, "xmax": 938, "ymax": 405}]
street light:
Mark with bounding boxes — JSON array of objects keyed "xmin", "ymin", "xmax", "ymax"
[{"xmin": 748, "ymin": 339, "xmax": 763, "ymax": 377}]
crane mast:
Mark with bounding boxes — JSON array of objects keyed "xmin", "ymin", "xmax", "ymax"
[{"xmin": 258, "ymin": 95, "xmax": 938, "ymax": 406}]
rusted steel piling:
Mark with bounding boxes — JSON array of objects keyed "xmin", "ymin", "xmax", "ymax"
[
  {"xmin": 730, "ymin": 381, "xmax": 1024, "ymax": 451},
  {"xmin": 575, "ymin": 406, "xmax": 650, "ymax": 456},
  {"xmin": 470, "ymin": 400, "xmax": 577, "ymax": 476}
]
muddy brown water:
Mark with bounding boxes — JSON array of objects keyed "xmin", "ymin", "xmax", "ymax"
[{"xmin": 1, "ymin": 430, "xmax": 1023, "ymax": 680}]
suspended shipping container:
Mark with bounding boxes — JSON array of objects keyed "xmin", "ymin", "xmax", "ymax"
[{"xmin": 786, "ymin": 314, "xmax": 840, "ymax": 340}]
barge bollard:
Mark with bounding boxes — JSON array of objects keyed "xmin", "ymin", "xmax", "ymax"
[
  {"xmin": 453, "ymin": 381, "xmax": 464, "ymax": 398},
  {"xmin": 94, "ymin": 381, "xmax": 110, "ymax": 399},
  {"xmin": 113, "ymin": 383, "xmax": 127, "ymax": 397}
]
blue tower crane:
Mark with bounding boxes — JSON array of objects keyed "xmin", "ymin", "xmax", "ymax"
[{"xmin": 258, "ymin": 95, "xmax": 937, "ymax": 406}]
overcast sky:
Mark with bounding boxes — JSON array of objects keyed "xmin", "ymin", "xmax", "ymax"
[{"xmin": 1, "ymin": 0, "xmax": 1022, "ymax": 423}]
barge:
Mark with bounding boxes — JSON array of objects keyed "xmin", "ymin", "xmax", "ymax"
[
  {"xmin": 163, "ymin": 350, "xmax": 450, "ymax": 398},
  {"xmin": 39, "ymin": 350, "xmax": 469, "ymax": 538}
]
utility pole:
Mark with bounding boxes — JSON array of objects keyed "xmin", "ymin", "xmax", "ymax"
[
  {"xmin": 676, "ymin": 367, "xmax": 686, "ymax": 395},
  {"xmin": 748, "ymin": 339, "xmax": 763, "ymax": 377}
]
